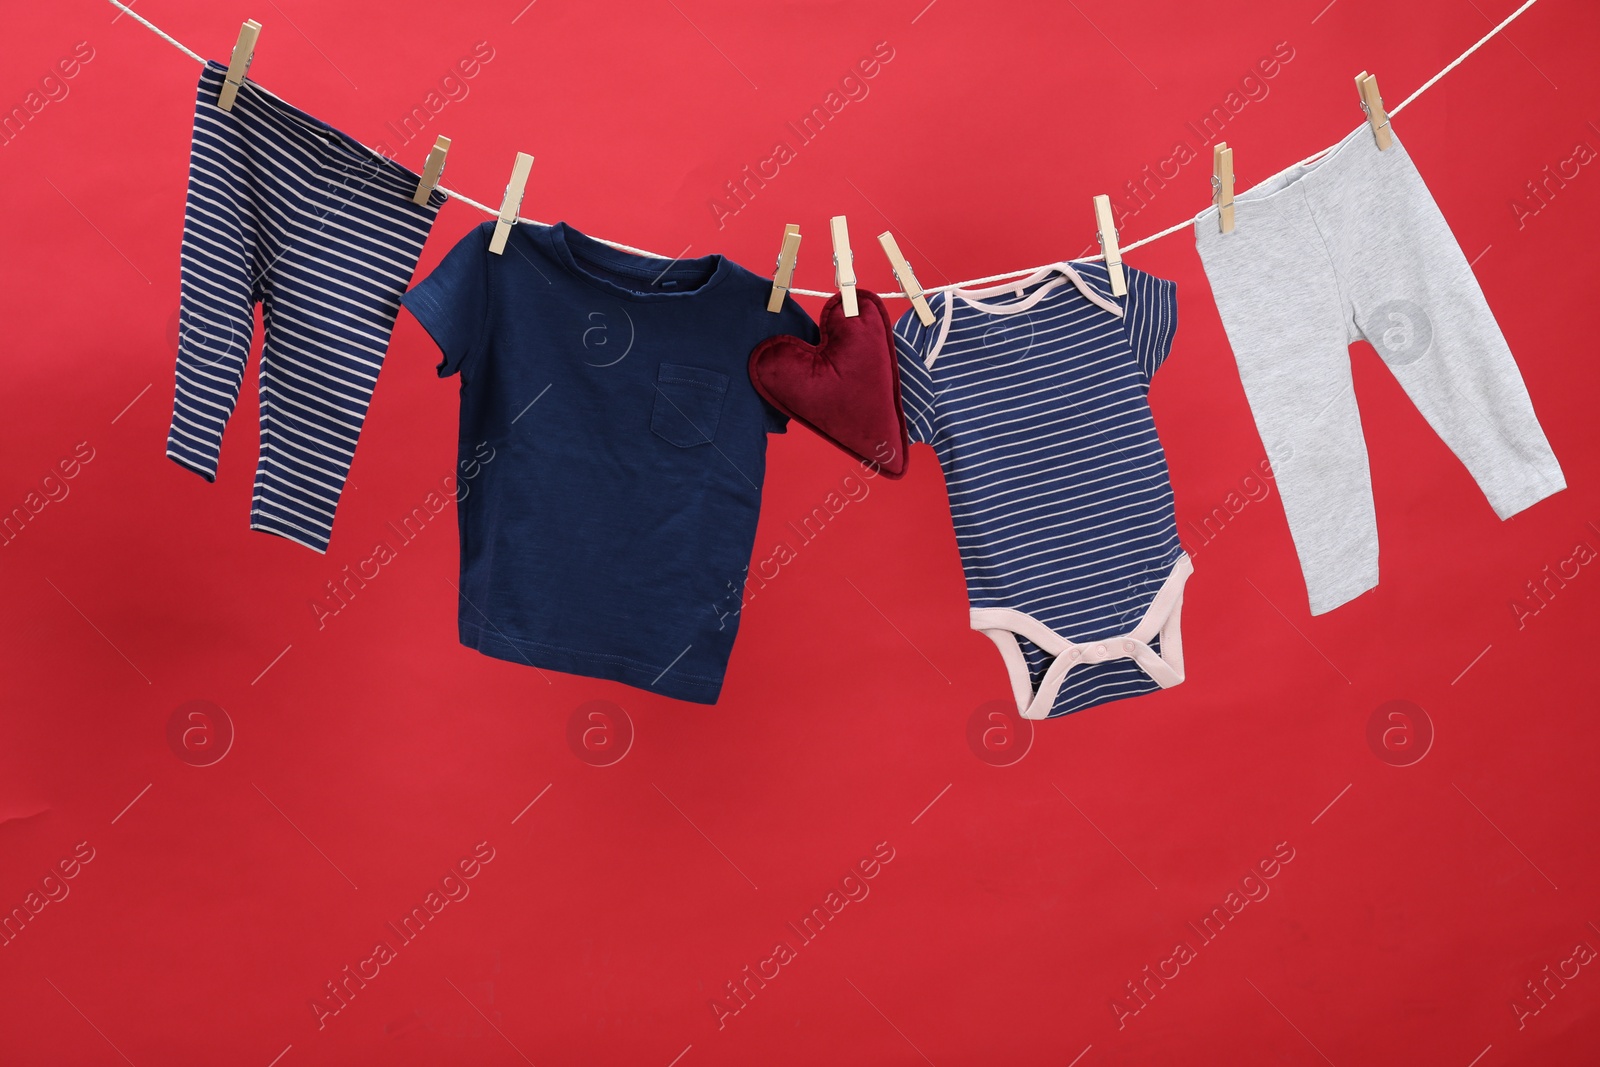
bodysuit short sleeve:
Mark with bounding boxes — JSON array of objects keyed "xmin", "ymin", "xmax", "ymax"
[
  {"xmin": 892, "ymin": 297, "xmax": 941, "ymax": 445},
  {"xmin": 400, "ymin": 221, "xmax": 493, "ymax": 378},
  {"xmin": 1121, "ymin": 266, "xmax": 1179, "ymax": 384}
]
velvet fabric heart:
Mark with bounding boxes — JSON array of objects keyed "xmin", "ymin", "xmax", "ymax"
[{"xmin": 748, "ymin": 289, "xmax": 910, "ymax": 477}]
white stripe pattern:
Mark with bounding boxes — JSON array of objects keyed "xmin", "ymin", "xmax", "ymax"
[
  {"xmin": 166, "ymin": 61, "xmax": 443, "ymax": 553},
  {"xmin": 894, "ymin": 262, "xmax": 1187, "ymax": 717}
]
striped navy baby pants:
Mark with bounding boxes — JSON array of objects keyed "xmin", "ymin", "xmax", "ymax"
[{"xmin": 167, "ymin": 60, "xmax": 443, "ymax": 552}]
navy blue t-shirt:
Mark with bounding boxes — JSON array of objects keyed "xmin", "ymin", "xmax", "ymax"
[{"xmin": 400, "ymin": 220, "xmax": 817, "ymax": 703}]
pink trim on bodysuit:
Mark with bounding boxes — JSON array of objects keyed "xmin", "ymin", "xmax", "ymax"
[
  {"xmin": 923, "ymin": 263, "xmax": 1125, "ymax": 370},
  {"xmin": 970, "ymin": 553, "xmax": 1193, "ymax": 720}
]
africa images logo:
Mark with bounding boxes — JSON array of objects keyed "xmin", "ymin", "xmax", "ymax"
[{"xmin": 1367, "ymin": 299, "xmax": 1433, "ymax": 367}]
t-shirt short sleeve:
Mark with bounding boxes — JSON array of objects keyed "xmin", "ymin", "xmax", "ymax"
[
  {"xmin": 892, "ymin": 298, "xmax": 940, "ymax": 445},
  {"xmin": 402, "ymin": 221, "xmax": 493, "ymax": 378},
  {"xmin": 756, "ymin": 296, "xmax": 821, "ymax": 434},
  {"xmin": 1121, "ymin": 266, "xmax": 1179, "ymax": 384}
]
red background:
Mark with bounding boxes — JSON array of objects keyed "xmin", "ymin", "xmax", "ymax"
[{"xmin": 3, "ymin": 0, "xmax": 1598, "ymax": 1063}]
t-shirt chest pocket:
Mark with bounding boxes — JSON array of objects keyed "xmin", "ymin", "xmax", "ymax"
[{"xmin": 650, "ymin": 363, "xmax": 729, "ymax": 447}]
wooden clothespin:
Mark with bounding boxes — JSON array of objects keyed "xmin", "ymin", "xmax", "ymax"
[
  {"xmin": 412, "ymin": 136, "xmax": 451, "ymax": 206},
  {"xmin": 218, "ymin": 20, "xmax": 261, "ymax": 112},
  {"xmin": 877, "ymin": 232, "xmax": 934, "ymax": 326},
  {"xmin": 488, "ymin": 152, "xmax": 534, "ymax": 256},
  {"xmin": 766, "ymin": 224, "xmax": 801, "ymax": 312},
  {"xmin": 1092, "ymin": 194, "xmax": 1127, "ymax": 297},
  {"xmin": 1355, "ymin": 71, "xmax": 1393, "ymax": 150},
  {"xmin": 1213, "ymin": 142, "xmax": 1235, "ymax": 234},
  {"xmin": 830, "ymin": 215, "xmax": 858, "ymax": 317}
]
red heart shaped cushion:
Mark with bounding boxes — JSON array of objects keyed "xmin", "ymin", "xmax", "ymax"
[{"xmin": 748, "ymin": 289, "xmax": 910, "ymax": 477}]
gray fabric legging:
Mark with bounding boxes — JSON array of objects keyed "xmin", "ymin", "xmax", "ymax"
[{"xmin": 1195, "ymin": 123, "xmax": 1565, "ymax": 615}]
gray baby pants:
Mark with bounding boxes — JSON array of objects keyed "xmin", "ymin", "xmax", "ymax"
[{"xmin": 1194, "ymin": 123, "xmax": 1565, "ymax": 615}]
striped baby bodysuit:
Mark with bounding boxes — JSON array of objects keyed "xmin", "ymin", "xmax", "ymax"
[{"xmin": 893, "ymin": 261, "xmax": 1190, "ymax": 719}]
